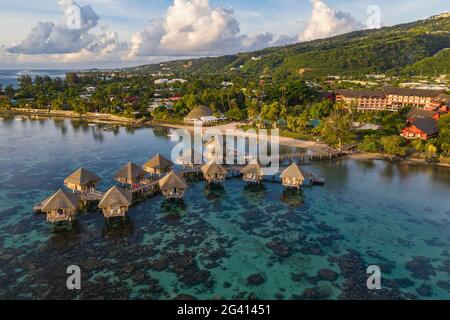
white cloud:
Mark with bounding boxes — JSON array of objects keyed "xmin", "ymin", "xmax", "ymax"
[
  {"xmin": 7, "ymin": 0, "xmax": 126, "ymax": 55},
  {"xmin": 299, "ymin": 0, "xmax": 364, "ymax": 42},
  {"xmin": 128, "ymin": 0, "xmax": 283, "ymax": 57}
]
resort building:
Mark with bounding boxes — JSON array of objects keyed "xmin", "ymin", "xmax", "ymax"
[
  {"xmin": 241, "ymin": 164, "xmax": 264, "ymax": 184},
  {"xmin": 41, "ymin": 189, "xmax": 79, "ymax": 223},
  {"xmin": 336, "ymin": 88, "xmax": 445, "ymax": 112},
  {"xmin": 143, "ymin": 154, "xmax": 173, "ymax": 175},
  {"xmin": 184, "ymin": 105, "xmax": 218, "ymax": 124},
  {"xmin": 407, "ymin": 108, "xmax": 442, "ymax": 122},
  {"xmin": 115, "ymin": 162, "xmax": 147, "ymax": 186},
  {"xmin": 280, "ymin": 163, "xmax": 308, "ymax": 189},
  {"xmin": 64, "ymin": 168, "xmax": 101, "ymax": 193},
  {"xmin": 98, "ymin": 186, "xmax": 133, "ymax": 219},
  {"xmin": 201, "ymin": 163, "xmax": 228, "ymax": 184},
  {"xmin": 401, "ymin": 118, "xmax": 439, "ymax": 140},
  {"xmin": 159, "ymin": 171, "xmax": 188, "ymax": 199}
]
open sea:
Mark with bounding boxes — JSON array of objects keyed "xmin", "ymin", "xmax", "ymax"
[
  {"xmin": 0, "ymin": 70, "xmax": 69, "ymax": 89},
  {"xmin": 0, "ymin": 115, "xmax": 449, "ymax": 300}
]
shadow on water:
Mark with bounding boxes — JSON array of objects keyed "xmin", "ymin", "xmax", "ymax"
[
  {"xmin": 49, "ymin": 221, "xmax": 82, "ymax": 245},
  {"xmin": 152, "ymin": 126, "xmax": 171, "ymax": 138},
  {"xmin": 71, "ymin": 119, "xmax": 90, "ymax": 132},
  {"xmin": 242, "ymin": 183, "xmax": 267, "ymax": 201},
  {"xmin": 92, "ymin": 128, "xmax": 104, "ymax": 142},
  {"xmin": 160, "ymin": 199, "xmax": 187, "ymax": 218},
  {"xmin": 53, "ymin": 118, "xmax": 68, "ymax": 135},
  {"xmin": 102, "ymin": 217, "xmax": 134, "ymax": 239},
  {"xmin": 280, "ymin": 188, "xmax": 305, "ymax": 208},
  {"xmin": 204, "ymin": 184, "xmax": 226, "ymax": 200}
]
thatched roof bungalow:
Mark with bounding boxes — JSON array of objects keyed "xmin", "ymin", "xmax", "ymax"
[
  {"xmin": 41, "ymin": 189, "xmax": 79, "ymax": 223},
  {"xmin": 159, "ymin": 171, "xmax": 188, "ymax": 199},
  {"xmin": 184, "ymin": 105, "xmax": 217, "ymax": 124},
  {"xmin": 280, "ymin": 163, "xmax": 308, "ymax": 189},
  {"xmin": 201, "ymin": 163, "xmax": 227, "ymax": 184},
  {"xmin": 99, "ymin": 186, "xmax": 133, "ymax": 219},
  {"xmin": 115, "ymin": 162, "xmax": 147, "ymax": 185},
  {"xmin": 64, "ymin": 168, "xmax": 101, "ymax": 193},
  {"xmin": 241, "ymin": 164, "xmax": 264, "ymax": 184},
  {"xmin": 143, "ymin": 154, "xmax": 173, "ymax": 175}
]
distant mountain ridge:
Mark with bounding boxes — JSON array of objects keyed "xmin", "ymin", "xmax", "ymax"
[{"xmin": 128, "ymin": 14, "xmax": 450, "ymax": 78}]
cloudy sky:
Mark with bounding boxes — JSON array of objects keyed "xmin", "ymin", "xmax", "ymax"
[{"xmin": 0, "ymin": 0, "xmax": 448, "ymax": 69}]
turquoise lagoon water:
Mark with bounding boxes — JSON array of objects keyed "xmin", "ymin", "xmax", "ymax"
[{"xmin": 0, "ymin": 116, "xmax": 449, "ymax": 300}]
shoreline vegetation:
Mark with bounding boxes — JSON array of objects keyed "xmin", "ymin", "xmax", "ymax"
[{"xmin": 2, "ymin": 108, "xmax": 449, "ymax": 168}]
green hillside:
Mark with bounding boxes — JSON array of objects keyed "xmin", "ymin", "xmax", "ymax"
[
  {"xmin": 130, "ymin": 14, "xmax": 450, "ymax": 78},
  {"xmin": 403, "ymin": 48, "xmax": 450, "ymax": 76}
]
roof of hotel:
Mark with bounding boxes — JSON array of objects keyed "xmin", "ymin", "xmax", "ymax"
[
  {"xmin": 64, "ymin": 168, "xmax": 100, "ymax": 186},
  {"xmin": 337, "ymin": 90, "xmax": 385, "ymax": 98},
  {"xmin": 384, "ymin": 88, "xmax": 444, "ymax": 98},
  {"xmin": 411, "ymin": 118, "xmax": 439, "ymax": 135},
  {"xmin": 407, "ymin": 108, "xmax": 439, "ymax": 119},
  {"xmin": 99, "ymin": 186, "xmax": 132, "ymax": 208},
  {"xmin": 338, "ymin": 88, "xmax": 445, "ymax": 99}
]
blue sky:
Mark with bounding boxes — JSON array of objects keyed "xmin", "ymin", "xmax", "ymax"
[{"xmin": 0, "ymin": 0, "xmax": 448, "ymax": 69}]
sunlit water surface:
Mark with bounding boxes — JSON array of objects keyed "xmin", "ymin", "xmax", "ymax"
[{"xmin": 0, "ymin": 116, "xmax": 449, "ymax": 300}]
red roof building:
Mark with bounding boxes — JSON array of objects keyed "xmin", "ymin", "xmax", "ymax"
[{"xmin": 401, "ymin": 118, "xmax": 439, "ymax": 141}]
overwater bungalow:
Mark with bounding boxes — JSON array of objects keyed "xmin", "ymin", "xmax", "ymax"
[
  {"xmin": 40, "ymin": 189, "xmax": 79, "ymax": 223},
  {"xmin": 241, "ymin": 164, "xmax": 264, "ymax": 184},
  {"xmin": 115, "ymin": 162, "xmax": 147, "ymax": 186},
  {"xmin": 201, "ymin": 162, "xmax": 228, "ymax": 184},
  {"xmin": 64, "ymin": 168, "xmax": 101, "ymax": 193},
  {"xmin": 98, "ymin": 186, "xmax": 133, "ymax": 219},
  {"xmin": 280, "ymin": 163, "xmax": 307, "ymax": 189},
  {"xmin": 143, "ymin": 154, "xmax": 173, "ymax": 175},
  {"xmin": 159, "ymin": 171, "xmax": 188, "ymax": 199}
]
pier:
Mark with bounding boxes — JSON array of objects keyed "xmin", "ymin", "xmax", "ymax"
[{"xmin": 33, "ymin": 152, "xmax": 329, "ymax": 225}]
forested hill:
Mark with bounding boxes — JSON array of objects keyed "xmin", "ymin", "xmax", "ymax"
[{"xmin": 128, "ymin": 13, "xmax": 450, "ymax": 78}]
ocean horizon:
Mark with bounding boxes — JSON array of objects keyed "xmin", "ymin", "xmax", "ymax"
[{"xmin": 0, "ymin": 70, "xmax": 74, "ymax": 89}]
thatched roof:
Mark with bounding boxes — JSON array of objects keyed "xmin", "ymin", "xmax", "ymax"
[
  {"xmin": 280, "ymin": 163, "xmax": 308, "ymax": 180},
  {"xmin": 41, "ymin": 189, "xmax": 79, "ymax": 211},
  {"xmin": 115, "ymin": 162, "xmax": 146, "ymax": 180},
  {"xmin": 143, "ymin": 154, "xmax": 173, "ymax": 170},
  {"xmin": 185, "ymin": 105, "xmax": 213, "ymax": 119},
  {"xmin": 241, "ymin": 163, "xmax": 263, "ymax": 176},
  {"xmin": 99, "ymin": 186, "xmax": 132, "ymax": 208},
  {"xmin": 159, "ymin": 172, "xmax": 188, "ymax": 190},
  {"xmin": 201, "ymin": 163, "xmax": 227, "ymax": 176},
  {"xmin": 64, "ymin": 168, "xmax": 100, "ymax": 186}
]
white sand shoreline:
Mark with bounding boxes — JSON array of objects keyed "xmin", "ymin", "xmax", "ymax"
[{"xmin": 156, "ymin": 122, "xmax": 331, "ymax": 152}]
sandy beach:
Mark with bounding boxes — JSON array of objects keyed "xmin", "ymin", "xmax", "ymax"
[{"xmin": 156, "ymin": 121, "xmax": 331, "ymax": 152}]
